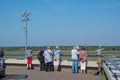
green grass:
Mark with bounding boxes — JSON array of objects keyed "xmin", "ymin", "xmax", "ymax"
[
  {"xmin": 88, "ymin": 71, "xmax": 108, "ymax": 80},
  {"xmin": 102, "ymin": 74, "xmax": 107, "ymax": 80}
]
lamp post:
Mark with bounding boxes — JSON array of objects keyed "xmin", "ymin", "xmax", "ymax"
[
  {"xmin": 84, "ymin": 41, "xmax": 88, "ymax": 50},
  {"xmin": 22, "ymin": 11, "xmax": 31, "ymax": 54}
]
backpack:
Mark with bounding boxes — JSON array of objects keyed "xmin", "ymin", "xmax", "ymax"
[
  {"xmin": 79, "ymin": 52, "xmax": 84, "ymax": 59},
  {"xmin": 37, "ymin": 50, "xmax": 44, "ymax": 62}
]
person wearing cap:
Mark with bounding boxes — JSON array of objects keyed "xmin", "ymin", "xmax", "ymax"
[
  {"xmin": 43, "ymin": 46, "xmax": 53, "ymax": 72},
  {"xmin": 53, "ymin": 46, "xmax": 62, "ymax": 71},
  {"xmin": 37, "ymin": 48, "xmax": 46, "ymax": 71}
]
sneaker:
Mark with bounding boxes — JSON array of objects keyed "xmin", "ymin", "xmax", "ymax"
[
  {"xmin": 94, "ymin": 71, "xmax": 99, "ymax": 75},
  {"xmin": 27, "ymin": 68, "xmax": 30, "ymax": 70}
]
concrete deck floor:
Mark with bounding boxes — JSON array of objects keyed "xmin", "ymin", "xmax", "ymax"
[{"xmin": 3, "ymin": 66, "xmax": 102, "ymax": 80}]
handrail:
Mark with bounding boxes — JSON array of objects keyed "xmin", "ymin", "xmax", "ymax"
[
  {"xmin": 4, "ymin": 53, "xmax": 104, "ymax": 57},
  {"xmin": 103, "ymin": 54, "xmax": 120, "ymax": 80}
]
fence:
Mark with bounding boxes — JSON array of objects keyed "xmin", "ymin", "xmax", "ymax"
[{"xmin": 102, "ymin": 54, "xmax": 120, "ymax": 80}]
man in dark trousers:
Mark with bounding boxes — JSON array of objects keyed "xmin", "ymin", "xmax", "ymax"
[{"xmin": 37, "ymin": 48, "xmax": 45, "ymax": 71}]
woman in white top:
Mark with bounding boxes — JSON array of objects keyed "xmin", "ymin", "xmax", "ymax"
[{"xmin": 43, "ymin": 46, "xmax": 53, "ymax": 72}]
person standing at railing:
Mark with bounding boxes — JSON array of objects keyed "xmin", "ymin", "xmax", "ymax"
[
  {"xmin": 53, "ymin": 46, "xmax": 62, "ymax": 71},
  {"xmin": 71, "ymin": 46, "xmax": 79, "ymax": 73},
  {"xmin": 26, "ymin": 47, "xmax": 33, "ymax": 70},
  {"xmin": 43, "ymin": 46, "xmax": 53, "ymax": 72},
  {"xmin": 0, "ymin": 48, "xmax": 4, "ymax": 58},
  {"xmin": 37, "ymin": 48, "xmax": 46, "ymax": 71},
  {"xmin": 79, "ymin": 47, "xmax": 87, "ymax": 74}
]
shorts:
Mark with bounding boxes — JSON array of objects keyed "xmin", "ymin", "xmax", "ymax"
[{"xmin": 27, "ymin": 57, "xmax": 32, "ymax": 64}]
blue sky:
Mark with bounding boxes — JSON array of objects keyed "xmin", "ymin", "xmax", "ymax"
[{"xmin": 0, "ymin": 0, "xmax": 120, "ymax": 46}]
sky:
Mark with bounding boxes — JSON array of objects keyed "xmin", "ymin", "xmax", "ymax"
[{"xmin": 0, "ymin": 0, "xmax": 120, "ymax": 46}]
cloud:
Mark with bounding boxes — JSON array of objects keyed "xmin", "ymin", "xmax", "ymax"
[
  {"xmin": 104, "ymin": 4, "xmax": 120, "ymax": 8},
  {"xmin": 39, "ymin": 0, "xmax": 71, "ymax": 10},
  {"xmin": 88, "ymin": 2, "xmax": 120, "ymax": 9},
  {"xmin": 41, "ymin": 0, "xmax": 51, "ymax": 5},
  {"xmin": 40, "ymin": 0, "xmax": 53, "ymax": 8}
]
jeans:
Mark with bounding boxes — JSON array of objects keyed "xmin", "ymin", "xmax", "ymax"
[{"xmin": 72, "ymin": 59, "xmax": 78, "ymax": 73}]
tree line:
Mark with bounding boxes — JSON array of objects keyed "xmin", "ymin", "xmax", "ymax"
[{"xmin": 1, "ymin": 46, "xmax": 120, "ymax": 51}]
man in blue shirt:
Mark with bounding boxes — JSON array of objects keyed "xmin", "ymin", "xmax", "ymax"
[{"xmin": 71, "ymin": 46, "xmax": 79, "ymax": 73}]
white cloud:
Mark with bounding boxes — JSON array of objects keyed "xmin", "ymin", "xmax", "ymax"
[{"xmin": 39, "ymin": 0, "xmax": 53, "ymax": 9}]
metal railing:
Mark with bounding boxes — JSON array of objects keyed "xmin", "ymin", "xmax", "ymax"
[
  {"xmin": 4, "ymin": 53, "xmax": 101, "ymax": 61},
  {"xmin": 103, "ymin": 54, "xmax": 120, "ymax": 80}
]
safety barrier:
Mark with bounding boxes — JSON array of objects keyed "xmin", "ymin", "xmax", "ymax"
[{"xmin": 103, "ymin": 54, "xmax": 120, "ymax": 80}]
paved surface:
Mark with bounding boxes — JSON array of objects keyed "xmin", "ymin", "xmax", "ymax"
[
  {"xmin": 2, "ymin": 59, "xmax": 101, "ymax": 80},
  {"xmin": 3, "ymin": 66, "xmax": 102, "ymax": 80}
]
